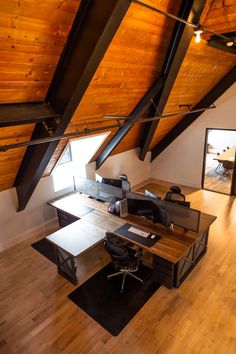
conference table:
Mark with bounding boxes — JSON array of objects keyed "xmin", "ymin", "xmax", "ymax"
[
  {"xmin": 47, "ymin": 192, "xmax": 216, "ymax": 288},
  {"xmin": 213, "ymin": 146, "xmax": 235, "ymax": 162}
]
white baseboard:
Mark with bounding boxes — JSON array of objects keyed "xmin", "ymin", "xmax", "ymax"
[{"xmin": 0, "ymin": 218, "xmax": 59, "ymax": 252}]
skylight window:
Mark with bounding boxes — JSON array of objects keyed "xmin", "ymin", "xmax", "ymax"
[{"xmin": 52, "ymin": 132, "xmax": 109, "ymax": 192}]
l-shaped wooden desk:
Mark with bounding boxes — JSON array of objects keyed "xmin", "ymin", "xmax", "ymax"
[{"xmin": 47, "ymin": 192, "xmax": 216, "ymax": 288}]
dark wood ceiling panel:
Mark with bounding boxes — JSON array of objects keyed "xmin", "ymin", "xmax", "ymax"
[
  {"xmin": 149, "ymin": 38, "xmax": 236, "ymax": 149},
  {"xmin": 41, "ymin": 0, "xmax": 182, "ymax": 176},
  {"xmin": 203, "ymin": 0, "xmax": 236, "ymax": 34},
  {"xmin": 43, "ymin": 138, "xmax": 69, "ymax": 176},
  {"xmin": 0, "ymin": 0, "xmax": 80, "ymax": 103},
  {"xmin": 0, "ymin": 124, "xmax": 34, "ymax": 191},
  {"xmin": 110, "ymin": 123, "xmax": 144, "ymax": 156}
]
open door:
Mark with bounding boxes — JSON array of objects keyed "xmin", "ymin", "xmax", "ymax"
[{"xmin": 202, "ymin": 128, "xmax": 236, "ymax": 195}]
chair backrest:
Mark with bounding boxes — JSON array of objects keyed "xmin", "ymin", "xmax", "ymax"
[
  {"xmin": 164, "ymin": 185, "xmax": 185, "ymax": 202},
  {"xmin": 222, "ymin": 160, "xmax": 234, "ymax": 170},
  {"xmin": 104, "ymin": 234, "xmax": 130, "ymax": 269}
]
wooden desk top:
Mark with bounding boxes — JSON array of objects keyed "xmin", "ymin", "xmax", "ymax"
[
  {"xmin": 213, "ymin": 146, "xmax": 235, "ymax": 162},
  {"xmin": 49, "ymin": 192, "xmax": 109, "ymax": 216},
  {"xmin": 47, "ymin": 193, "xmax": 216, "ymax": 264}
]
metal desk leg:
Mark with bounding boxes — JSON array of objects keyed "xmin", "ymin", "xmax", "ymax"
[{"xmin": 55, "ymin": 246, "xmax": 78, "ymax": 284}]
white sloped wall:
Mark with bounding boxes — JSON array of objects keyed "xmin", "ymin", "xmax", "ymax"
[{"xmin": 150, "ymin": 83, "xmax": 236, "ymax": 188}]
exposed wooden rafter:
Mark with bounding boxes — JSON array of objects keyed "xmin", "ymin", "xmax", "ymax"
[
  {"xmin": 151, "ymin": 65, "xmax": 236, "ymax": 161},
  {"xmin": 14, "ymin": 0, "xmax": 132, "ymax": 211},
  {"xmin": 139, "ymin": 0, "xmax": 207, "ymax": 161}
]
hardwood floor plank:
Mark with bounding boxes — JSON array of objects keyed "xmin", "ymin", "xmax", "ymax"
[{"xmin": 0, "ymin": 183, "xmax": 235, "ymax": 353}]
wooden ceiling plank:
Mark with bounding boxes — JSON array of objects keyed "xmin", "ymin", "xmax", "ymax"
[
  {"xmin": 14, "ymin": 0, "xmax": 132, "ymax": 211},
  {"xmin": 139, "ymin": 0, "xmax": 207, "ymax": 161},
  {"xmin": 0, "ymin": 103, "xmax": 59, "ymax": 127},
  {"xmin": 151, "ymin": 65, "xmax": 236, "ymax": 161},
  {"xmin": 95, "ymin": 75, "xmax": 165, "ymax": 169}
]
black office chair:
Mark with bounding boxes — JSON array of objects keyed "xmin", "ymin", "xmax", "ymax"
[
  {"xmin": 222, "ymin": 160, "xmax": 234, "ymax": 177},
  {"xmin": 215, "ymin": 152, "xmax": 223, "ymax": 175},
  {"xmin": 119, "ymin": 174, "xmax": 128, "ymax": 181},
  {"xmin": 164, "ymin": 185, "xmax": 185, "ymax": 202},
  {"xmin": 104, "ymin": 233, "xmax": 143, "ymax": 293}
]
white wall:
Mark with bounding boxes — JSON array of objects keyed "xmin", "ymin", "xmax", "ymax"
[
  {"xmin": 87, "ymin": 148, "xmax": 151, "ymax": 187},
  {"xmin": 0, "ymin": 148, "xmax": 150, "ymax": 251},
  {"xmin": 150, "ymin": 83, "xmax": 236, "ymax": 188},
  {"xmin": 0, "ymin": 176, "xmax": 74, "ymax": 251},
  {"xmin": 1, "ymin": 81, "xmax": 234, "ymax": 251}
]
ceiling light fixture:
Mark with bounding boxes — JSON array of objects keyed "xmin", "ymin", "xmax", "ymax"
[
  {"xmin": 194, "ymin": 25, "xmax": 203, "ymax": 43},
  {"xmin": 226, "ymin": 41, "xmax": 234, "ymax": 47},
  {"xmin": 133, "ymin": 1, "xmax": 234, "ymax": 47}
]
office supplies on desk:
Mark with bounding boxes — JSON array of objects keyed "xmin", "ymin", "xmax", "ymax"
[
  {"xmin": 128, "ymin": 226, "xmax": 150, "ymax": 238},
  {"xmin": 115, "ymin": 223, "xmax": 161, "ymax": 247}
]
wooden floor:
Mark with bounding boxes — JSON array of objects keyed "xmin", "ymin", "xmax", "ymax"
[
  {"xmin": 203, "ymin": 153, "xmax": 232, "ymax": 194},
  {"xmin": 1, "ymin": 181, "xmax": 236, "ymax": 354}
]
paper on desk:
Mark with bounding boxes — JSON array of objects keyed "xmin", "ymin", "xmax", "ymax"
[{"xmin": 128, "ymin": 226, "xmax": 150, "ymax": 238}]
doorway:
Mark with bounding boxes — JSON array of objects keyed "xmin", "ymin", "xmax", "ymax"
[{"xmin": 202, "ymin": 128, "xmax": 236, "ymax": 195}]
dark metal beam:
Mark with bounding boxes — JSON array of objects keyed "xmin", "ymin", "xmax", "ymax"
[
  {"xmin": 139, "ymin": 0, "xmax": 207, "ymax": 161},
  {"xmin": 207, "ymin": 39, "xmax": 236, "ymax": 55},
  {"xmin": 95, "ymin": 76, "xmax": 165, "ymax": 169},
  {"xmin": 151, "ymin": 65, "xmax": 236, "ymax": 161},
  {"xmin": 0, "ymin": 103, "xmax": 59, "ymax": 127},
  {"xmin": 14, "ymin": 0, "xmax": 132, "ymax": 211}
]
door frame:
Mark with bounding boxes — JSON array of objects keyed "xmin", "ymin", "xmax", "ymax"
[{"xmin": 201, "ymin": 128, "xmax": 236, "ymax": 196}]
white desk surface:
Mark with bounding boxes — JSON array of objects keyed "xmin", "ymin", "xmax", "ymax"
[{"xmin": 47, "ymin": 218, "xmax": 107, "ymax": 257}]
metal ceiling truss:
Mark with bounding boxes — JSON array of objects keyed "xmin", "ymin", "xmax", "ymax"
[
  {"xmin": 151, "ymin": 65, "xmax": 236, "ymax": 161},
  {"xmin": 95, "ymin": 0, "xmax": 207, "ymax": 169},
  {"xmin": 139, "ymin": 0, "xmax": 207, "ymax": 161},
  {"xmin": 95, "ymin": 76, "xmax": 165, "ymax": 169},
  {"xmin": 13, "ymin": 0, "xmax": 132, "ymax": 211},
  {"xmin": 0, "ymin": 103, "xmax": 59, "ymax": 127},
  {"xmin": 0, "ymin": 104, "xmax": 216, "ymax": 152}
]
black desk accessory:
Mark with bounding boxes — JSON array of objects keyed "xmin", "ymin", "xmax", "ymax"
[{"xmin": 115, "ymin": 223, "xmax": 162, "ymax": 247}]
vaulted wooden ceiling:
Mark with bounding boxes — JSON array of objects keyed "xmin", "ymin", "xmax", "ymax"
[{"xmin": 0, "ymin": 0, "xmax": 235, "ymax": 209}]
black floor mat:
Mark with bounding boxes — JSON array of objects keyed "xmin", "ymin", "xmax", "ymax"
[
  {"xmin": 68, "ymin": 263, "xmax": 160, "ymax": 336},
  {"xmin": 31, "ymin": 238, "xmax": 57, "ymax": 264}
]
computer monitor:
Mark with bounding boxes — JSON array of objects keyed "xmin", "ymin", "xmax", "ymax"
[
  {"xmin": 101, "ymin": 177, "xmax": 122, "ymax": 188},
  {"xmin": 127, "ymin": 198, "xmax": 170, "ymax": 228},
  {"xmin": 95, "ymin": 173, "xmax": 103, "ymax": 183},
  {"xmin": 165, "ymin": 200, "xmax": 190, "ymax": 208},
  {"xmin": 122, "ymin": 180, "xmax": 131, "ymax": 192},
  {"xmin": 144, "ymin": 189, "xmax": 161, "ymax": 200}
]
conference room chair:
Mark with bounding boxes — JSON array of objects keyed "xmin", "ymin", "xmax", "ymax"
[
  {"xmin": 222, "ymin": 160, "xmax": 234, "ymax": 177},
  {"xmin": 104, "ymin": 233, "xmax": 143, "ymax": 293},
  {"xmin": 215, "ymin": 152, "xmax": 223, "ymax": 175}
]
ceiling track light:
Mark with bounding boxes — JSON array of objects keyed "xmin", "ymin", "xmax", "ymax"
[
  {"xmin": 133, "ymin": 1, "xmax": 234, "ymax": 46},
  {"xmin": 194, "ymin": 25, "xmax": 203, "ymax": 43},
  {"xmin": 226, "ymin": 41, "xmax": 234, "ymax": 47},
  {"xmin": 103, "ymin": 104, "xmax": 216, "ymax": 121}
]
